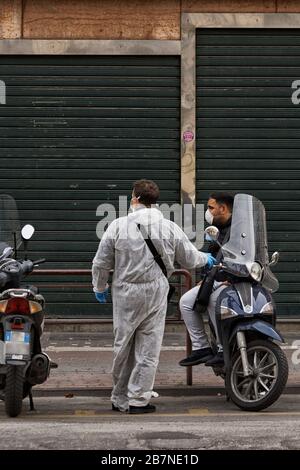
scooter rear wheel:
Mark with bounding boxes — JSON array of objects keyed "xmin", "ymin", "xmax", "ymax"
[
  {"xmin": 225, "ymin": 339, "xmax": 288, "ymax": 411},
  {"xmin": 4, "ymin": 365, "xmax": 24, "ymax": 417}
]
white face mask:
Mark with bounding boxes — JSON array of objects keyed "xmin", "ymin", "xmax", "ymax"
[{"xmin": 205, "ymin": 209, "xmax": 214, "ymax": 225}]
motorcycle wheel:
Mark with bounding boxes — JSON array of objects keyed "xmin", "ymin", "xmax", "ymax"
[
  {"xmin": 225, "ymin": 339, "xmax": 288, "ymax": 412},
  {"xmin": 4, "ymin": 365, "xmax": 24, "ymax": 417}
]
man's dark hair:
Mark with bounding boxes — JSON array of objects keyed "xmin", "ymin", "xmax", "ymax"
[
  {"xmin": 133, "ymin": 179, "xmax": 160, "ymax": 206},
  {"xmin": 209, "ymin": 192, "xmax": 234, "ymax": 211}
]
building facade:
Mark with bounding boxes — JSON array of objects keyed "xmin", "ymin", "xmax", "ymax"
[{"xmin": 1, "ymin": 1, "xmax": 300, "ymax": 317}]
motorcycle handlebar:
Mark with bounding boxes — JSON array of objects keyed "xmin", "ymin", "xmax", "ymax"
[
  {"xmin": 0, "ymin": 258, "xmax": 46, "ymax": 286},
  {"xmin": 33, "ymin": 258, "xmax": 46, "ymax": 266},
  {"xmin": 213, "ymin": 263, "xmax": 223, "ymax": 269},
  {"xmin": 20, "ymin": 258, "xmax": 46, "ymax": 274},
  {"xmin": 20, "ymin": 260, "xmax": 34, "ymax": 274}
]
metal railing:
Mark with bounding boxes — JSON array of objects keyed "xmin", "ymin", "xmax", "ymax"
[{"xmin": 31, "ymin": 268, "xmax": 194, "ymax": 385}]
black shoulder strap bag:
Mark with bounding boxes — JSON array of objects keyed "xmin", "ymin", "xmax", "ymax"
[
  {"xmin": 193, "ymin": 226, "xmax": 231, "ymax": 312},
  {"xmin": 137, "ymin": 224, "xmax": 175, "ymax": 303}
]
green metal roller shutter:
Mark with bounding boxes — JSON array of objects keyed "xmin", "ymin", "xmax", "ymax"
[
  {"xmin": 196, "ymin": 28, "xmax": 300, "ymax": 317},
  {"xmin": 0, "ymin": 55, "xmax": 180, "ymax": 316}
]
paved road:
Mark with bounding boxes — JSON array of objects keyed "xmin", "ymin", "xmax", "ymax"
[{"xmin": 0, "ymin": 394, "xmax": 300, "ymax": 450}]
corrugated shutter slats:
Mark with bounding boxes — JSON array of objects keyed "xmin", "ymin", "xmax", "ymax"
[
  {"xmin": 0, "ymin": 55, "xmax": 180, "ymax": 316},
  {"xmin": 196, "ymin": 29, "xmax": 300, "ymax": 317}
]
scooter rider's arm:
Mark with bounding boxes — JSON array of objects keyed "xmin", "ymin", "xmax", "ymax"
[
  {"xmin": 173, "ymin": 224, "xmax": 209, "ymax": 270},
  {"xmin": 92, "ymin": 219, "xmax": 117, "ymax": 293}
]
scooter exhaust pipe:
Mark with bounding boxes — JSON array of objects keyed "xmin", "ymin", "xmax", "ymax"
[
  {"xmin": 32, "ymin": 353, "xmax": 48, "ymax": 368},
  {"xmin": 27, "ymin": 353, "xmax": 50, "ymax": 385}
]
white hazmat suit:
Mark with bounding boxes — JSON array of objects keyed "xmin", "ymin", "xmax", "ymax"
[{"xmin": 92, "ymin": 205, "xmax": 208, "ymax": 411}]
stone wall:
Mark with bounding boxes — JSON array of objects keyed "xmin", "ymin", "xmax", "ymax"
[
  {"xmin": 1, "ymin": 0, "xmax": 300, "ymax": 39},
  {"xmin": 0, "ymin": 0, "xmax": 22, "ymax": 39}
]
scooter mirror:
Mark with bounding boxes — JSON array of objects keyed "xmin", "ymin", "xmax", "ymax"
[
  {"xmin": 204, "ymin": 225, "xmax": 220, "ymax": 242},
  {"xmin": 21, "ymin": 224, "xmax": 35, "ymax": 241},
  {"xmin": 269, "ymin": 251, "xmax": 280, "ymax": 267}
]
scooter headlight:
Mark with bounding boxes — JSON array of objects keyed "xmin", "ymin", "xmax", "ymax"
[
  {"xmin": 260, "ymin": 302, "xmax": 274, "ymax": 315},
  {"xmin": 247, "ymin": 262, "xmax": 263, "ymax": 282},
  {"xmin": 220, "ymin": 306, "xmax": 239, "ymax": 320}
]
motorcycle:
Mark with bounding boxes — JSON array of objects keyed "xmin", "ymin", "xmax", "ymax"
[
  {"xmin": 204, "ymin": 193, "xmax": 288, "ymax": 411},
  {"xmin": 0, "ymin": 194, "xmax": 57, "ymax": 417}
]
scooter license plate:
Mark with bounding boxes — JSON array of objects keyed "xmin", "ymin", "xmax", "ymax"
[{"xmin": 5, "ymin": 331, "xmax": 30, "ymax": 343}]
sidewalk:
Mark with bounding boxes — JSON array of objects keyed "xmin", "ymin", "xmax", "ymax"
[{"xmin": 36, "ymin": 329, "xmax": 300, "ymax": 394}]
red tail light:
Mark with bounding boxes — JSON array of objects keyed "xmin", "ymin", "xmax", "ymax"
[{"xmin": 5, "ymin": 297, "xmax": 30, "ymax": 315}]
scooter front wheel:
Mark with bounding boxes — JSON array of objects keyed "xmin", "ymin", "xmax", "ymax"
[
  {"xmin": 225, "ymin": 339, "xmax": 288, "ymax": 412},
  {"xmin": 4, "ymin": 365, "xmax": 24, "ymax": 417}
]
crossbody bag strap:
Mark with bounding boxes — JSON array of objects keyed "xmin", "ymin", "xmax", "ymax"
[{"xmin": 137, "ymin": 224, "xmax": 167, "ymax": 278}]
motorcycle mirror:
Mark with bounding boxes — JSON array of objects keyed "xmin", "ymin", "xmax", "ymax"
[
  {"xmin": 204, "ymin": 226, "xmax": 220, "ymax": 242},
  {"xmin": 21, "ymin": 224, "xmax": 35, "ymax": 241},
  {"xmin": 269, "ymin": 251, "xmax": 280, "ymax": 267}
]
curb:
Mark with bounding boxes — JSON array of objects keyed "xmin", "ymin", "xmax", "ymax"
[
  {"xmin": 33, "ymin": 384, "xmax": 300, "ymax": 397},
  {"xmin": 43, "ymin": 318, "xmax": 300, "ymax": 335}
]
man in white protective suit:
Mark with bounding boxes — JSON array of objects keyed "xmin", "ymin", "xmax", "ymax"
[{"xmin": 92, "ymin": 179, "xmax": 215, "ymax": 414}]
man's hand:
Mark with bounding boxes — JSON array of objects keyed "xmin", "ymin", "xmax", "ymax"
[
  {"xmin": 95, "ymin": 287, "xmax": 109, "ymax": 304},
  {"xmin": 205, "ymin": 254, "xmax": 217, "ymax": 269}
]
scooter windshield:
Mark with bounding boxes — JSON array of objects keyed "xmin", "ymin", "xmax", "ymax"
[
  {"xmin": 0, "ymin": 194, "xmax": 22, "ymax": 254},
  {"xmin": 221, "ymin": 193, "xmax": 279, "ymax": 293}
]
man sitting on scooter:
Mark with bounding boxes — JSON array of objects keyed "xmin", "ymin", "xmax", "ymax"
[{"xmin": 179, "ymin": 192, "xmax": 233, "ymax": 367}]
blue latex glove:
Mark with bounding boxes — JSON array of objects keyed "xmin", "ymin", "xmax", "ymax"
[
  {"xmin": 205, "ymin": 253, "xmax": 217, "ymax": 270},
  {"xmin": 95, "ymin": 288, "xmax": 109, "ymax": 304}
]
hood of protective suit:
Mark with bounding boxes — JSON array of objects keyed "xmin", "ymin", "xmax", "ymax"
[{"xmin": 127, "ymin": 206, "xmax": 164, "ymax": 227}]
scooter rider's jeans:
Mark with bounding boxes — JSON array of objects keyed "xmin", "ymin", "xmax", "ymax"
[{"xmin": 179, "ymin": 282, "xmax": 227, "ymax": 350}]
